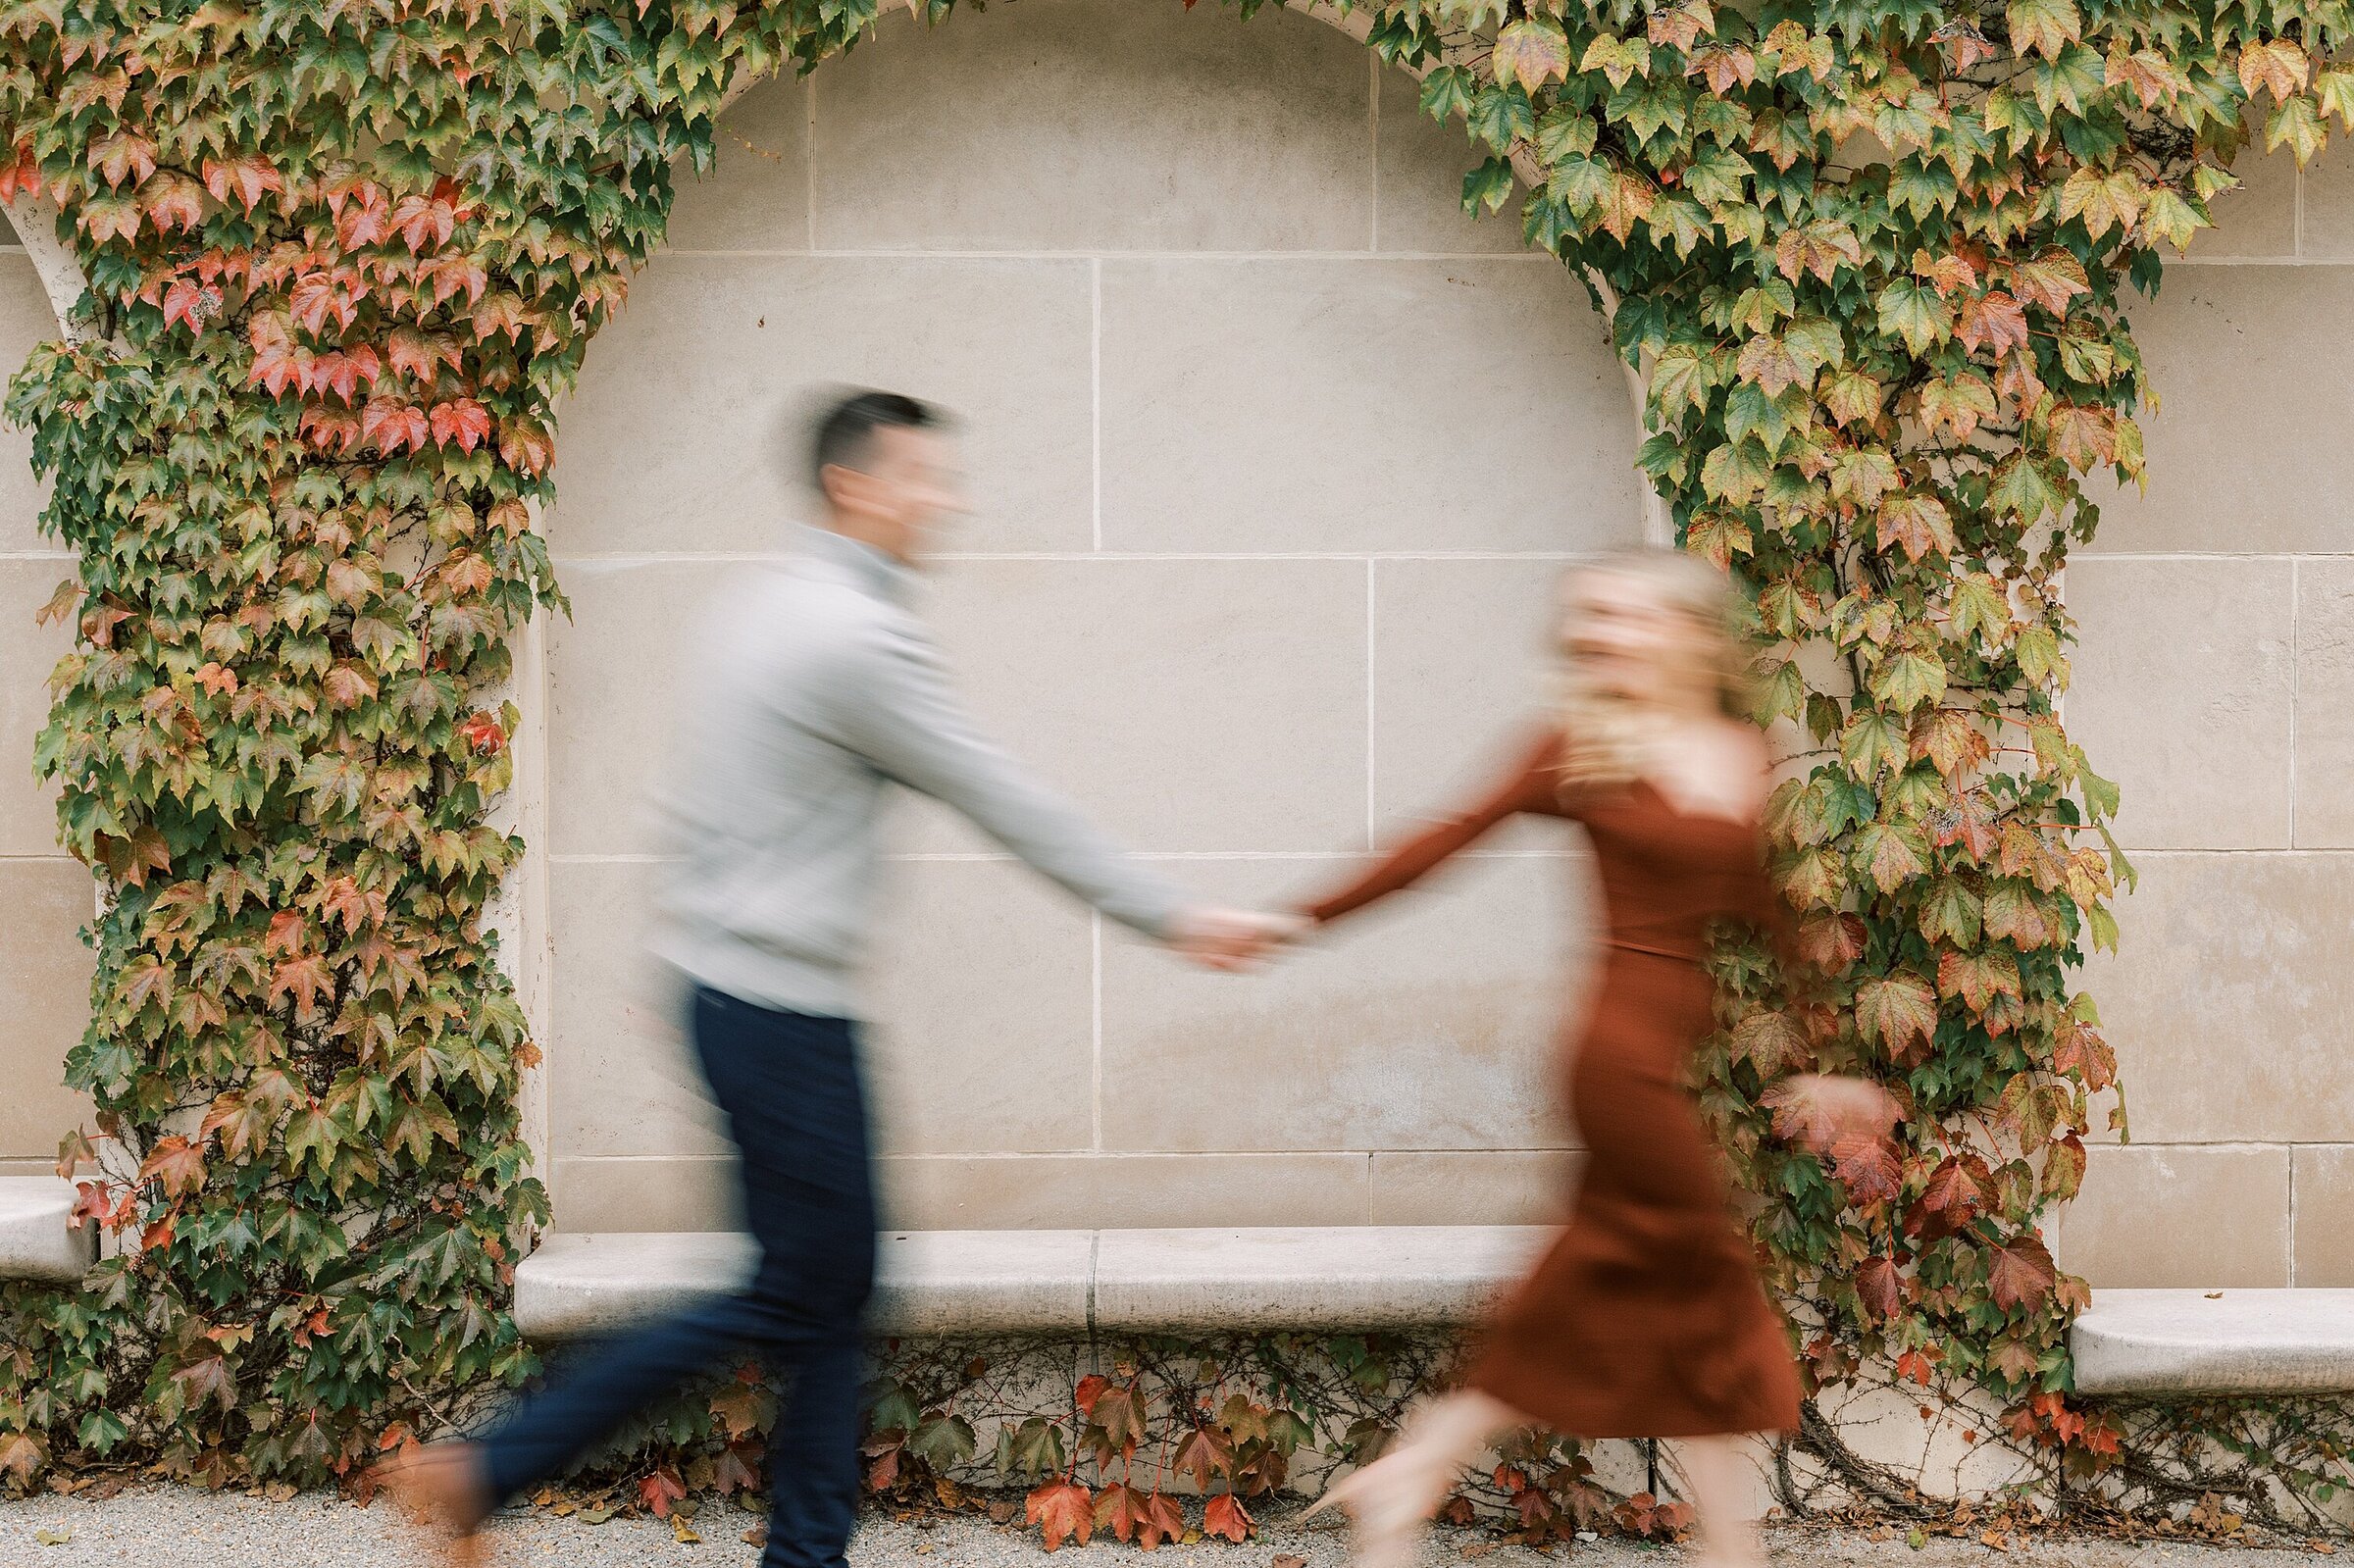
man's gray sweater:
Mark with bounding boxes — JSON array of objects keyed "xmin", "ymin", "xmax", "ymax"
[{"xmin": 650, "ymin": 526, "xmax": 1184, "ymax": 1018}]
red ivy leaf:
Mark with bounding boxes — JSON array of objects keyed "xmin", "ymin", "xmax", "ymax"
[{"xmin": 1987, "ymin": 1234, "xmax": 2058, "ymax": 1312}]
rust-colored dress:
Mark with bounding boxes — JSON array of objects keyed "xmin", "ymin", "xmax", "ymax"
[{"xmin": 1305, "ymin": 727, "xmax": 1802, "ymax": 1440}]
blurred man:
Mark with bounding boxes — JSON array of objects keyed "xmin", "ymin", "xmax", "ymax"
[{"xmin": 386, "ymin": 390, "xmax": 1290, "ymax": 1568}]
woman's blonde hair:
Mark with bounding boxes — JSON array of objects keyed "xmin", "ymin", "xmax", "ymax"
[{"xmin": 1557, "ymin": 546, "xmax": 1752, "ymax": 788}]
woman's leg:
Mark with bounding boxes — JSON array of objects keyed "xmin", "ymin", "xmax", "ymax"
[
  {"xmin": 1309, "ymin": 1391, "xmax": 1524, "ymax": 1568},
  {"xmin": 1671, "ymin": 1435, "xmax": 1767, "ymax": 1568}
]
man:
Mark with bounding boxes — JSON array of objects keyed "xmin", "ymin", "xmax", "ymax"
[{"xmin": 388, "ymin": 391, "xmax": 1291, "ymax": 1566}]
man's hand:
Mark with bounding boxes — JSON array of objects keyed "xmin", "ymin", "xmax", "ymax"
[{"xmin": 1165, "ymin": 908, "xmax": 1309, "ymax": 972}]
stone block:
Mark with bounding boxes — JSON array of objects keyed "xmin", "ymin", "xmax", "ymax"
[
  {"xmin": 2292, "ymin": 558, "xmax": 2354, "ymax": 846},
  {"xmin": 1099, "ymin": 853, "xmax": 1583, "ymax": 1154},
  {"xmin": 1091, "ymin": 1224, "xmax": 1553, "ymax": 1332},
  {"xmin": 1364, "ymin": 1148, "xmax": 1580, "ymax": 1226},
  {"xmin": 2059, "ymin": 1143, "xmax": 2288, "ymax": 1287},
  {"xmin": 2086, "ymin": 266, "xmax": 2354, "ymax": 554},
  {"xmin": 811, "ymin": 0, "xmax": 1372, "ymax": 252},
  {"xmin": 861, "ymin": 858, "xmax": 1098, "ymax": 1157},
  {"xmin": 543, "ymin": 858, "xmax": 729, "ymax": 1163},
  {"xmin": 2064, "ymin": 557, "xmax": 2292, "ymax": 850},
  {"xmin": 910, "ymin": 557, "xmax": 1370, "ymax": 854},
  {"xmin": 0, "ymin": 558, "xmax": 73, "ymax": 856},
  {"xmin": 549, "ymin": 256, "xmax": 1094, "ymax": 558},
  {"xmin": 551, "ymin": 1154, "xmax": 740, "ymax": 1234},
  {"xmin": 1371, "ymin": 558, "xmax": 1573, "ymax": 834},
  {"xmin": 0, "ymin": 254, "xmax": 55, "ymax": 554},
  {"xmin": 2292, "ymin": 1144, "xmax": 2354, "ymax": 1287},
  {"xmin": 2080, "ymin": 853, "xmax": 2354, "ymax": 1144},
  {"xmin": 1374, "ymin": 64, "xmax": 1525, "ymax": 254},
  {"xmin": 547, "ymin": 559, "xmax": 732, "ymax": 858},
  {"xmin": 664, "ymin": 74, "xmax": 811, "ymax": 254},
  {"xmin": 1099, "ymin": 257, "xmax": 1641, "ymax": 554},
  {"xmin": 0, "ymin": 859, "xmax": 93, "ymax": 1162},
  {"xmin": 875, "ymin": 1151, "xmax": 1375, "ymax": 1230}
]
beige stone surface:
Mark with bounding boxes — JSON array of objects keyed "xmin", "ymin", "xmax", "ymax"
[
  {"xmin": 0, "ymin": 858, "xmax": 92, "ymax": 1161},
  {"xmin": 1374, "ymin": 65, "xmax": 1524, "ymax": 255},
  {"xmin": 1365, "ymin": 1147, "xmax": 1579, "ymax": 1225},
  {"xmin": 2186, "ymin": 136, "xmax": 2296, "ymax": 259},
  {"xmin": 2292, "ymin": 1144, "xmax": 2354, "ymax": 1286},
  {"xmin": 811, "ymin": 0, "xmax": 1372, "ymax": 253},
  {"xmin": 2063, "ymin": 557, "xmax": 2292, "ymax": 850},
  {"xmin": 876, "ymin": 1151, "xmax": 1374, "ymax": 1230},
  {"xmin": 549, "ymin": 256, "xmax": 1094, "ymax": 559},
  {"xmin": 2298, "ymin": 142, "xmax": 2354, "ymax": 256},
  {"xmin": 2086, "ymin": 265, "xmax": 2354, "ymax": 554},
  {"xmin": 0, "ymin": 253, "xmax": 56, "ymax": 555},
  {"xmin": 2081, "ymin": 852, "xmax": 2354, "ymax": 1144},
  {"xmin": 1098, "ymin": 256, "xmax": 1640, "ymax": 554},
  {"xmin": 0, "ymin": 558, "xmax": 72, "ymax": 857},
  {"xmin": 860, "ymin": 857, "xmax": 1098, "ymax": 1156},
  {"xmin": 2293, "ymin": 557, "xmax": 2354, "ymax": 846},
  {"xmin": 2061, "ymin": 1143, "xmax": 2289, "ymax": 1288},
  {"xmin": 1099, "ymin": 852, "xmax": 1584, "ymax": 1153},
  {"xmin": 546, "ymin": 559, "xmax": 731, "ymax": 858},
  {"xmin": 662, "ymin": 74, "xmax": 811, "ymax": 254},
  {"xmin": 544, "ymin": 859, "xmax": 729, "ymax": 1162},
  {"xmin": 911, "ymin": 557, "xmax": 1370, "ymax": 853},
  {"xmin": 1371, "ymin": 557, "xmax": 1572, "ymax": 831},
  {"xmin": 552, "ymin": 1154, "xmax": 740, "ymax": 1234}
]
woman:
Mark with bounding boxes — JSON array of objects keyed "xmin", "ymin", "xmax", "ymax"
[{"xmin": 1296, "ymin": 547, "xmax": 1890, "ymax": 1568}]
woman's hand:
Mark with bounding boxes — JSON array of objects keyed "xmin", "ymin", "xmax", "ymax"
[{"xmin": 1766, "ymin": 1073, "xmax": 1904, "ymax": 1154}]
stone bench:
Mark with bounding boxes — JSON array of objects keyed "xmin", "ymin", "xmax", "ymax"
[
  {"xmin": 513, "ymin": 1225, "xmax": 1555, "ymax": 1340},
  {"xmin": 2069, "ymin": 1288, "xmax": 2354, "ymax": 1396},
  {"xmin": 0, "ymin": 1176, "xmax": 96, "ymax": 1283}
]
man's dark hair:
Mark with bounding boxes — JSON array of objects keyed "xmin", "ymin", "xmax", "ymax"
[{"xmin": 809, "ymin": 389, "xmax": 944, "ymax": 490}]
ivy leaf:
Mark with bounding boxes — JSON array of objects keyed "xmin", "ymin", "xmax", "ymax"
[
  {"xmin": 1028, "ymin": 1482, "xmax": 1095, "ymax": 1551},
  {"xmin": 1203, "ymin": 1493, "xmax": 1254, "ymax": 1543},
  {"xmin": 2006, "ymin": 0, "xmax": 2081, "ymax": 60},
  {"xmin": 1855, "ymin": 972, "xmax": 1939, "ymax": 1056},
  {"xmin": 1987, "ymin": 1235, "xmax": 2058, "ymax": 1312},
  {"xmin": 1493, "ymin": 19, "xmax": 1571, "ymax": 93}
]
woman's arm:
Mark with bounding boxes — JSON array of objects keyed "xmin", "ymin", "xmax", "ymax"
[{"xmin": 1300, "ymin": 728, "xmax": 1565, "ymax": 927}]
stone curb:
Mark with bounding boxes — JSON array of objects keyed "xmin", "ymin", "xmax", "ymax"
[
  {"xmin": 513, "ymin": 1225, "xmax": 1556, "ymax": 1341},
  {"xmin": 0, "ymin": 1176, "xmax": 95, "ymax": 1285},
  {"xmin": 2070, "ymin": 1287, "xmax": 2354, "ymax": 1395}
]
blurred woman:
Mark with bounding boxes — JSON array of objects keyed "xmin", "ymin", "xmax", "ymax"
[{"xmin": 1296, "ymin": 547, "xmax": 1891, "ymax": 1568}]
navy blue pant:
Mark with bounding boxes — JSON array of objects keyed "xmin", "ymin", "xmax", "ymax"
[{"xmin": 481, "ymin": 988, "xmax": 878, "ymax": 1568}]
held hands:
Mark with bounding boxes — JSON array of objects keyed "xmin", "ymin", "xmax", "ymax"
[{"xmin": 1164, "ymin": 907, "xmax": 1312, "ymax": 973}]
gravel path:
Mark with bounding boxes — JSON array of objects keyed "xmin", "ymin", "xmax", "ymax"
[{"xmin": 0, "ymin": 1490, "xmax": 2329, "ymax": 1568}]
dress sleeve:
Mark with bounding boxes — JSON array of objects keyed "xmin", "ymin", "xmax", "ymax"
[{"xmin": 1302, "ymin": 728, "xmax": 1566, "ymax": 926}]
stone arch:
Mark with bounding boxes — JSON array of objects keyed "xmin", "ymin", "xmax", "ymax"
[{"xmin": 534, "ymin": 0, "xmax": 1656, "ymax": 1233}]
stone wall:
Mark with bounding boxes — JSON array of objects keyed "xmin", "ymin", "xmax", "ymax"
[{"xmin": 0, "ymin": 0, "xmax": 2344, "ymax": 1285}]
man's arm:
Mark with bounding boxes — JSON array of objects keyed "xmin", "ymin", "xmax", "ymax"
[{"xmin": 819, "ymin": 609, "xmax": 1191, "ymax": 938}]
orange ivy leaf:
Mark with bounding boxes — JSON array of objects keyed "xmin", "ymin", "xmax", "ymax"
[
  {"xmin": 1027, "ymin": 1481, "xmax": 1094, "ymax": 1551},
  {"xmin": 1987, "ymin": 1235, "xmax": 2058, "ymax": 1312},
  {"xmin": 1203, "ymin": 1493, "xmax": 1254, "ymax": 1543}
]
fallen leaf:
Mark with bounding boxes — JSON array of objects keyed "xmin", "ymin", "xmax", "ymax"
[
  {"xmin": 1274, "ymin": 1557, "xmax": 1309, "ymax": 1568},
  {"xmin": 742, "ymin": 1526, "xmax": 768, "ymax": 1546},
  {"xmin": 988, "ymin": 1501, "xmax": 1017, "ymax": 1525},
  {"xmin": 2205, "ymin": 1291, "xmax": 2224, "ymax": 1299},
  {"xmin": 579, "ymin": 1505, "xmax": 616, "ymax": 1525},
  {"xmin": 672, "ymin": 1514, "xmax": 701, "ymax": 1544},
  {"xmin": 37, "ymin": 1529, "xmax": 72, "ymax": 1546}
]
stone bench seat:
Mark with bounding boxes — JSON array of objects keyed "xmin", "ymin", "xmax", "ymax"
[
  {"xmin": 513, "ymin": 1225, "xmax": 1555, "ymax": 1341},
  {"xmin": 0, "ymin": 1176, "xmax": 96, "ymax": 1284},
  {"xmin": 2069, "ymin": 1288, "xmax": 2354, "ymax": 1396}
]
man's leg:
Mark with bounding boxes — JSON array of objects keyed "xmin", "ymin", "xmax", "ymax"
[{"xmin": 702, "ymin": 999, "xmax": 879, "ymax": 1568}]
